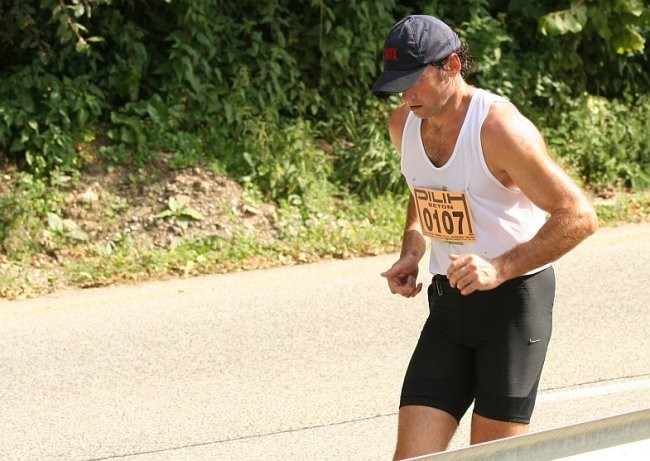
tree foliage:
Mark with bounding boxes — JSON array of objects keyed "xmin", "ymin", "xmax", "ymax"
[{"xmin": 0, "ymin": 0, "xmax": 648, "ymax": 197}]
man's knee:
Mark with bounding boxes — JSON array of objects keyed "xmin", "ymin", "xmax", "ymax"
[
  {"xmin": 394, "ymin": 405, "xmax": 458, "ymax": 460},
  {"xmin": 470, "ymin": 412, "xmax": 529, "ymax": 445}
]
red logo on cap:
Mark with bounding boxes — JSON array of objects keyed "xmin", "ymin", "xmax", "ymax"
[{"xmin": 384, "ymin": 47, "xmax": 398, "ymax": 61}]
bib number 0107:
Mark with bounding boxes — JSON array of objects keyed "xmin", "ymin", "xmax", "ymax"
[
  {"xmin": 421, "ymin": 208, "xmax": 466, "ymax": 236},
  {"xmin": 413, "ymin": 187, "xmax": 476, "ymax": 243}
]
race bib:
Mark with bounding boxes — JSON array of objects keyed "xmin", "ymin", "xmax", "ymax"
[{"xmin": 413, "ymin": 187, "xmax": 476, "ymax": 243}]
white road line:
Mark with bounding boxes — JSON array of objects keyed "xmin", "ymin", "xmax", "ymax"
[{"xmin": 538, "ymin": 377, "xmax": 650, "ymax": 404}]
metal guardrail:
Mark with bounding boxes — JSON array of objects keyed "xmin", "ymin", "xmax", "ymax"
[{"xmin": 410, "ymin": 408, "xmax": 650, "ymax": 461}]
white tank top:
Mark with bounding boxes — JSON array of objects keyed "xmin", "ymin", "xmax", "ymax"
[{"xmin": 401, "ymin": 89, "xmax": 548, "ymax": 276}]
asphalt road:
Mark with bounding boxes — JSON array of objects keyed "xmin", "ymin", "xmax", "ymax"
[{"xmin": 1, "ymin": 223, "xmax": 649, "ymax": 460}]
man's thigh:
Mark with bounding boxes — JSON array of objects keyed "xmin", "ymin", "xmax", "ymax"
[
  {"xmin": 474, "ymin": 267, "xmax": 555, "ymax": 423},
  {"xmin": 400, "ymin": 281, "xmax": 477, "ymax": 421}
]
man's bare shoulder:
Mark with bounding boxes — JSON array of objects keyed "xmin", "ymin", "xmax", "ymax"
[
  {"xmin": 388, "ymin": 104, "xmax": 410, "ymax": 151},
  {"xmin": 480, "ymin": 99, "xmax": 553, "ymax": 189},
  {"xmin": 482, "ymin": 101, "xmax": 546, "ymax": 160}
]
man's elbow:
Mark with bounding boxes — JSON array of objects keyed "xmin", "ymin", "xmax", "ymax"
[{"xmin": 577, "ymin": 201, "xmax": 599, "ymax": 238}]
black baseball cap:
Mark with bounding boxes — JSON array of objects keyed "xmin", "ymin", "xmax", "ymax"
[{"xmin": 373, "ymin": 15, "xmax": 461, "ymax": 94}]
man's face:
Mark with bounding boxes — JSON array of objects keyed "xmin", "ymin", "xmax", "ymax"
[{"xmin": 401, "ymin": 63, "xmax": 454, "ymax": 119}]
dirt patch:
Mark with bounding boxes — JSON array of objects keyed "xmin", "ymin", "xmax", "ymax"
[
  {"xmin": 63, "ymin": 158, "xmax": 277, "ymax": 249},
  {"xmin": 0, "ymin": 156, "xmax": 279, "ymax": 298}
]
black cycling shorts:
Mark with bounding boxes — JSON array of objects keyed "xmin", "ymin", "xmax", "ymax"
[{"xmin": 400, "ymin": 266, "xmax": 555, "ymax": 424}]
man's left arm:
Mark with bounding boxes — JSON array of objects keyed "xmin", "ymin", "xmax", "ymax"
[{"xmin": 447, "ymin": 104, "xmax": 598, "ymax": 295}]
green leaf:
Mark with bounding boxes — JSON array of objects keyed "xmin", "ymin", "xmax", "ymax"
[
  {"xmin": 119, "ymin": 128, "xmax": 135, "ymax": 144},
  {"xmin": 180, "ymin": 207, "xmax": 204, "ymax": 221},
  {"xmin": 626, "ymin": 0, "xmax": 645, "ymax": 17},
  {"xmin": 68, "ymin": 230, "xmax": 89, "ymax": 241},
  {"xmin": 153, "ymin": 210, "xmax": 174, "ymax": 219},
  {"xmin": 75, "ymin": 40, "xmax": 89, "ymax": 53},
  {"xmin": 73, "ymin": 3, "xmax": 85, "ymax": 18},
  {"xmin": 47, "ymin": 213, "xmax": 64, "ymax": 233},
  {"xmin": 168, "ymin": 196, "xmax": 181, "ymax": 212},
  {"xmin": 10, "ymin": 138, "xmax": 24, "ymax": 152},
  {"xmin": 539, "ymin": 5, "xmax": 587, "ymax": 36},
  {"xmin": 613, "ymin": 28, "xmax": 646, "ymax": 54}
]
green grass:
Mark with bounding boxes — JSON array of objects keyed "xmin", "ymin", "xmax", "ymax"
[
  {"xmin": 60, "ymin": 192, "xmax": 409, "ymax": 286},
  {"xmin": 593, "ymin": 191, "xmax": 650, "ymax": 225},
  {"xmin": 1, "ymin": 176, "xmax": 648, "ymax": 299}
]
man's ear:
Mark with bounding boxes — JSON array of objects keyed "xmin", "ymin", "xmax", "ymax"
[{"xmin": 446, "ymin": 53, "xmax": 462, "ymax": 76}]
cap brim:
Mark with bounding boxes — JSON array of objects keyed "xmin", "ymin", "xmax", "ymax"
[{"xmin": 372, "ymin": 66, "xmax": 427, "ymax": 94}]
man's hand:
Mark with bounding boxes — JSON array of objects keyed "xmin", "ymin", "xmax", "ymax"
[
  {"xmin": 446, "ymin": 253, "xmax": 503, "ymax": 295},
  {"xmin": 381, "ymin": 256, "xmax": 423, "ymax": 298}
]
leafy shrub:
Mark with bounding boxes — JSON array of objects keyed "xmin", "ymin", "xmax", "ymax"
[
  {"xmin": 329, "ymin": 102, "xmax": 404, "ymax": 198},
  {"xmin": 544, "ymin": 93, "xmax": 650, "ymax": 190},
  {"xmin": 0, "ymin": 0, "xmax": 648, "ymax": 200},
  {"xmin": 0, "ymin": 173, "xmax": 66, "ymax": 258},
  {"xmin": 235, "ymin": 117, "xmax": 333, "ymax": 200},
  {"xmin": 0, "ymin": 65, "xmax": 104, "ymax": 174}
]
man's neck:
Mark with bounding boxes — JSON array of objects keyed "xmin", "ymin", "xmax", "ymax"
[{"xmin": 426, "ymin": 81, "xmax": 474, "ymax": 131}]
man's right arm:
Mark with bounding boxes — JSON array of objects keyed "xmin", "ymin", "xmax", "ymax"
[{"xmin": 381, "ymin": 105, "xmax": 427, "ymax": 298}]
